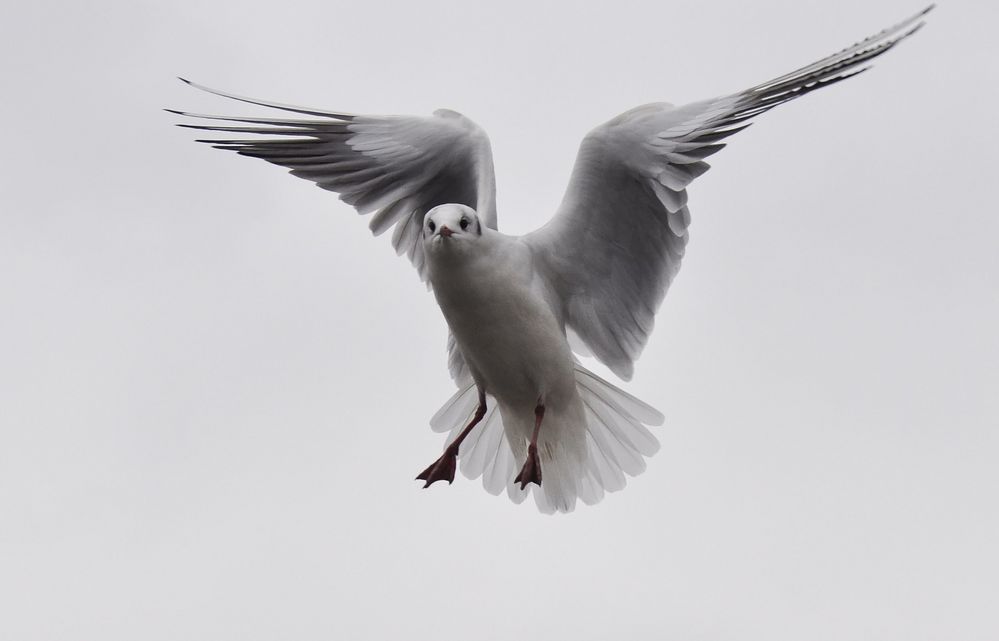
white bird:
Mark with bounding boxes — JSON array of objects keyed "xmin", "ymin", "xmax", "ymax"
[{"xmin": 172, "ymin": 6, "xmax": 932, "ymax": 513}]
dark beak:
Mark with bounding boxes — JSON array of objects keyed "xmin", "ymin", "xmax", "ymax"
[{"xmin": 439, "ymin": 226, "xmax": 454, "ymax": 238}]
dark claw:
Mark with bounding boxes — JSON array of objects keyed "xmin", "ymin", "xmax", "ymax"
[
  {"xmin": 415, "ymin": 450, "xmax": 457, "ymax": 488},
  {"xmin": 514, "ymin": 446, "xmax": 542, "ymax": 490}
]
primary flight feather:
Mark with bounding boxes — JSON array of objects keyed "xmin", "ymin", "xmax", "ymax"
[{"xmin": 171, "ymin": 6, "xmax": 932, "ymax": 513}]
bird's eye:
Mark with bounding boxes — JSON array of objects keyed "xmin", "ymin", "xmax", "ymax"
[
  {"xmin": 428, "ymin": 221, "xmax": 436, "ymax": 232},
  {"xmin": 459, "ymin": 217, "xmax": 470, "ymax": 231}
]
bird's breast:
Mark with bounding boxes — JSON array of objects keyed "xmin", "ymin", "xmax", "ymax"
[{"xmin": 429, "ymin": 241, "xmax": 576, "ymax": 408}]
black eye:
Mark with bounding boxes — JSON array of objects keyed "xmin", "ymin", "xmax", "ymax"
[
  {"xmin": 428, "ymin": 221, "xmax": 436, "ymax": 232},
  {"xmin": 459, "ymin": 217, "xmax": 470, "ymax": 231}
]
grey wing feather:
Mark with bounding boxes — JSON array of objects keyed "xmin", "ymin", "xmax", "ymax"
[
  {"xmin": 524, "ymin": 6, "xmax": 932, "ymax": 380},
  {"xmin": 447, "ymin": 332, "xmax": 474, "ymax": 386},
  {"xmin": 170, "ymin": 79, "xmax": 498, "ymax": 282},
  {"xmin": 171, "ymin": 80, "xmax": 497, "ymax": 383}
]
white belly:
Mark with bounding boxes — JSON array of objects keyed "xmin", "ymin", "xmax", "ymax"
[{"xmin": 428, "ymin": 236, "xmax": 577, "ymax": 411}]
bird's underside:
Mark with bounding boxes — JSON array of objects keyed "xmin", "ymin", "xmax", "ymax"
[{"xmin": 171, "ymin": 6, "xmax": 932, "ymax": 513}]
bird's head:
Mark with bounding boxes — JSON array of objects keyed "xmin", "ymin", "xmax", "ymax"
[{"xmin": 423, "ymin": 204, "xmax": 483, "ymax": 256}]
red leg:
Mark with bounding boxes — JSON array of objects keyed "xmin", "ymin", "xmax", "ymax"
[
  {"xmin": 514, "ymin": 401, "xmax": 544, "ymax": 490},
  {"xmin": 416, "ymin": 389, "xmax": 487, "ymax": 488}
]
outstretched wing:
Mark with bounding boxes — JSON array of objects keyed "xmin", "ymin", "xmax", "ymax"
[
  {"xmin": 171, "ymin": 80, "xmax": 498, "ymax": 384},
  {"xmin": 169, "ymin": 80, "xmax": 498, "ymax": 280},
  {"xmin": 524, "ymin": 6, "xmax": 932, "ymax": 380}
]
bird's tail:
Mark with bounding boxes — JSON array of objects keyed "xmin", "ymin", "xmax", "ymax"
[{"xmin": 428, "ymin": 364, "xmax": 664, "ymax": 513}]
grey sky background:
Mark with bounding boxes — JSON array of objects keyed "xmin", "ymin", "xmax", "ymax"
[{"xmin": 2, "ymin": 0, "xmax": 996, "ymax": 639}]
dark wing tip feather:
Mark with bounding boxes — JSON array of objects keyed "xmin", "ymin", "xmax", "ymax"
[
  {"xmin": 175, "ymin": 77, "xmax": 357, "ymax": 120},
  {"xmin": 903, "ymin": 20, "xmax": 928, "ymax": 39},
  {"xmin": 749, "ymin": 5, "xmax": 932, "ymax": 96}
]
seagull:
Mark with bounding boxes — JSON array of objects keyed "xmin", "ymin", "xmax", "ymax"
[{"xmin": 171, "ymin": 6, "xmax": 932, "ymax": 513}]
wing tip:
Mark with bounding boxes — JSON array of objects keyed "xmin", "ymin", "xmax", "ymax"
[
  {"xmin": 172, "ymin": 76, "xmax": 356, "ymax": 120},
  {"xmin": 903, "ymin": 20, "xmax": 928, "ymax": 40}
]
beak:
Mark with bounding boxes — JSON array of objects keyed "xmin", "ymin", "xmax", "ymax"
[{"xmin": 439, "ymin": 225, "xmax": 454, "ymax": 238}]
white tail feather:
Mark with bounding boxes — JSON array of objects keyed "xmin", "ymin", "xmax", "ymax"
[
  {"xmin": 430, "ymin": 384, "xmax": 478, "ymax": 433},
  {"xmin": 427, "ymin": 364, "xmax": 663, "ymax": 513}
]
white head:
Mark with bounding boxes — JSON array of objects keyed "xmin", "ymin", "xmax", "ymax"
[{"xmin": 423, "ymin": 204, "xmax": 484, "ymax": 257}]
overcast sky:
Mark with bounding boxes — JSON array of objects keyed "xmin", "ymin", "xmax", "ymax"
[{"xmin": 2, "ymin": 0, "xmax": 997, "ymax": 639}]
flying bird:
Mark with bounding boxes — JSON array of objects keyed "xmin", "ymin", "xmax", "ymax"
[{"xmin": 171, "ymin": 6, "xmax": 932, "ymax": 513}]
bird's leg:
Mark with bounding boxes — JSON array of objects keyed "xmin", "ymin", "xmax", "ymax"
[
  {"xmin": 416, "ymin": 388, "xmax": 487, "ymax": 488},
  {"xmin": 514, "ymin": 400, "xmax": 545, "ymax": 490}
]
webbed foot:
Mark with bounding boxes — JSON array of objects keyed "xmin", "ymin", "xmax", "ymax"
[
  {"xmin": 514, "ymin": 446, "xmax": 542, "ymax": 490},
  {"xmin": 415, "ymin": 450, "xmax": 457, "ymax": 488}
]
